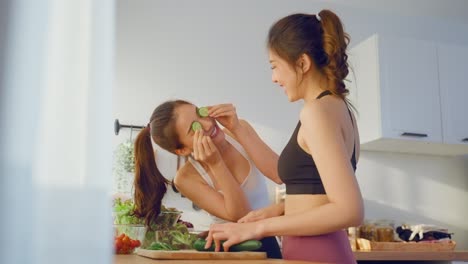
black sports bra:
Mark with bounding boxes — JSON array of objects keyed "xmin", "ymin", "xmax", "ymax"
[{"xmin": 278, "ymin": 90, "xmax": 357, "ymax": 195}]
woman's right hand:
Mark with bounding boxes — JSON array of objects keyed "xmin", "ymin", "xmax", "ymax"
[
  {"xmin": 192, "ymin": 129, "xmax": 222, "ymax": 167},
  {"xmin": 206, "ymin": 221, "xmax": 263, "ymax": 252},
  {"xmin": 208, "ymin": 104, "xmax": 241, "ymax": 132},
  {"xmin": 237, "ymin": 203, "xmax": 284, "ymax": 223}
]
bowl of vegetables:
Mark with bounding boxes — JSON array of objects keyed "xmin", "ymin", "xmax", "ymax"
[
  {"xmin": 113, "ymin": 198, "xmax": 191, "ymax": 252},
  {"xmin": 113, "ymin": 198, "xmax": 182, "ymax": 226},
  {"xmin": 114, "ymin": 224, "xmax": 146, "ymax": 254},
  {"xmin": 143, "ymin": 221, "xmax": 198, "ymax": 250}
]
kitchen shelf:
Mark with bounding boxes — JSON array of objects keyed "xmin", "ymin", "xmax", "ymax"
[{"xmin": 354, "ymin": 250, "xmax": 468, "ymax": 261}]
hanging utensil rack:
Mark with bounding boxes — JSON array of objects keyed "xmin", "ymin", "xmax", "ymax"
[{"xmin": 114, "ymin": 119, "xmax": 145, "ymax": 136}]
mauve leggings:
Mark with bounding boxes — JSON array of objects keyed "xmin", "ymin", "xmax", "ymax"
[{"xmin": 282, "ymin": 230, "xmax": 356, "ymax": 263}]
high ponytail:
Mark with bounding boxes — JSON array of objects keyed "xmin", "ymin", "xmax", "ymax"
[
  {"xmin": 267, "ymin": 10, "xmax": 351, "ymax": 99},
  {"xmin": 318, "ymin": 9, "xmax": 350, "ymax": 98},
  {"xmin": 132, "ymin": 99, "xmax": 192, "ymax": 227},
  {"xmin": 133, "ymin": 126, "xmax": 169, "ymax": 227}
]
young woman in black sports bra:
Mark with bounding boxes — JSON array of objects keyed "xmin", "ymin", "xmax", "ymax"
[{"xmin": 205, "ymin": 10, "xmax": 363, "ymax": 263}]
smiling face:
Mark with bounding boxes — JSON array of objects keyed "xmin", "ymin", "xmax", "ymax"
[
  {"xmin": 173, "ymin": 104, "xmax": 225, "ymax": 154},
  {"xmin": 269, "ymin": 49, "xmax": 303, "ymax": 102}
]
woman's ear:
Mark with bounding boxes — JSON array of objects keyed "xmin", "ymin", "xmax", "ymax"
[
  {"xmin": 297, "ymin": 53, "xmax": 312, "ymax": 73},
  {"xmin": 175, "ymin": 147, "xmax": 191, "ymax": 156}
]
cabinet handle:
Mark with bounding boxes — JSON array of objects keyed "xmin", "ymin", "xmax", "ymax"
[
  {"xmin": 462, "ymin": 138, "xmax": 468, "ymax": 142},
  {"xmin": 401, "ymin": 132, "xmax": 428, "ymax": 138}
]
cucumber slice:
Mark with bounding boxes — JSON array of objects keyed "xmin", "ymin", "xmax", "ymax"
[
  {"xmin": 191, "ymin": 121, "xmax": 202, "ymax": 132},
  {"xmin": 197, "ymin": 107, "xmax": 209, "ymax": 117},
  {"xmin": 192, "ymin": 238, "xmax": 262, "ymax": 252}
]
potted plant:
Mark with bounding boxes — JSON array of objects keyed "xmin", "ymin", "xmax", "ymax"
[{"xmin": 113, "ymin": 139, "xmax": 135, "ymax": 194}]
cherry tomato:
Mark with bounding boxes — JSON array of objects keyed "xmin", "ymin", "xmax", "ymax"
[
  {"xmin": 130, "ymin": 240, "xmax": 138, "ymax": 248},
  {"xmin": 115, "ymin": 240, "xmax": 122, "ymax": 249}
]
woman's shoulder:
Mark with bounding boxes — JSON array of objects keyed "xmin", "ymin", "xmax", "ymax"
[
  {"xmin": 173, "ymin": 161, "xmax": 201, "ymax": 186},
  {"xmin": 300, "ymin": 100, "xmax": 345, "ymax": 137},
  {"xmin": 300, "ymin": 100, "xmax": 329, "ymax": 123}
]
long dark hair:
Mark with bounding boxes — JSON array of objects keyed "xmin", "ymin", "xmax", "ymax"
[
  {"xmin": 267, "ymin": 10, "xmax": 351, "ymax": 99},
  {"xmin": 133, "ymin": 100, "xmax": 191, "ymax": 227}
]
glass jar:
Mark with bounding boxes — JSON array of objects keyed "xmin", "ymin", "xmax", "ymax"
[
  {"xmin": 348, "ymin": 226, "xmax": 358, "ymax": 240},
  {"xmin": 347, "ymin": 226, "xmax": 358, "ymax": 251},
  {"xmin": 358, "ymin": 220, "xmax": 377, "ymax": 241},
  {"xmin": 375, "ymin": 219, "xmax": 395, "ymax": 242}
]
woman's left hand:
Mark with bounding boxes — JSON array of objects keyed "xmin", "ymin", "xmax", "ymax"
[
  {"xmin": 205, "ymin": 222, "xmax": 262, "ymax": 252},
  {"xmin": 208, "ymin": 104, "xmax": 240, "ymax": 132},
  {"xmin": 238, "ymin": 203, "xmax": 283, "ymax": 223}
]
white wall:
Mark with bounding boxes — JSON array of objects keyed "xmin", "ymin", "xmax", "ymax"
[
  {"xmin": 115, "ymin": 0, "xmax": 468, "ymax": 248},
  {"xmin": 359, "ymin": 152, "xmax": 468, "ymax": 249}
]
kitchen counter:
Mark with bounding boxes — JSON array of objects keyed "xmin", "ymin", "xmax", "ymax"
[
  {"xmin": 114, "ymin": 251, "xmax": 468, "ymax": 264},
  {"xmin": 114, "ymin": 255, "xmax": 327, "ymax": 264}
]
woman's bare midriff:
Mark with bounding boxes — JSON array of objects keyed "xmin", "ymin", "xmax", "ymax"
[{"xmin": 284, "ymin": 194, "xmax": 329, "ymax": 215}]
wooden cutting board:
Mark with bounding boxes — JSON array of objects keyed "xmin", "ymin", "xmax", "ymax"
[{"xmin": 135, "ymin": 249, "xmax": 267, "ymax": 260}]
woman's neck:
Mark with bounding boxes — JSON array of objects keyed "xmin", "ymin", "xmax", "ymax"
[{"xmin": 302, "ymin": 72, "xmax": 331, "ymax": 103}]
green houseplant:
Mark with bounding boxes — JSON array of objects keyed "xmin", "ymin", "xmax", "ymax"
[{"xmin": 113, "ymin": 139, "xmax": 135, "ymax": 194}]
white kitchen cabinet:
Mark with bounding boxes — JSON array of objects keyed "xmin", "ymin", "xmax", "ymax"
[
  {"xmin": 438, "ymin": 43, "xmax": 468, "ymax": 145},
  {"xmin": 348, "ymin": 34, "xmax": 468, "ymax": 155}
]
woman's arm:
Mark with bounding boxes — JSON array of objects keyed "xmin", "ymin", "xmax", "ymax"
[
  {"xmin": 174, "ymin": 162, "xmax": 251, "ymax": 222},
  {"xmin": 228, "ymin": 120, "xmax": 282, "ymax": 184},
  {"xmin": 237, "ymin": 202, "xmax": 284, "ymax": 223},
  {"xmin": 208, "ymin": 104, "xmax": 282, "ymax": 184},
  {"xmin": 174, "ymin": 131, "xmax": 251, "ymax": 222}
]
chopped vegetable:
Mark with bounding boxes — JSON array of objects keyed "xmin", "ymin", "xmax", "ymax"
[
  {"xmin": 177, "ymin": 219, "xmax": 194, "ymax": 228},
  {"xmin": 197, "ymin": 107, "xmax": 209, "ymax": 117},
  {"xmin": 143, "ymin": 224, "xmax": 198, "ymax": 250},
  {"xmin": 148, "ymin": 241, "xmax": 178, "ymax": 251},
  {"xmin": 192, "ymin": 121, "xmax": 202, "ymax": 132}
]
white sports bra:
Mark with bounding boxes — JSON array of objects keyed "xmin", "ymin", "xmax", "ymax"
[{"xmin": 188, "ymin": 134, "xmax": 270, "ymax": 223}]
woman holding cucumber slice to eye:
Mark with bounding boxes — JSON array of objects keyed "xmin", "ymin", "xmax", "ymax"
[
  {"xmin": 206, "ymin": 10, "xmax": 363, "ymax": 263},
  {"xmin": 132, "ymin": 100, "xmax": 282, "ymax": 258}
]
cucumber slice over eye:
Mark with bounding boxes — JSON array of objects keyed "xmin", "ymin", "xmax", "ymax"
[
  {"xmin": 191, "ymin": 121, "xmax": 202, "ymax": 132},
  {"xmin": 197, "ymin": 107, "xmax": 209, "ymax": 117}
]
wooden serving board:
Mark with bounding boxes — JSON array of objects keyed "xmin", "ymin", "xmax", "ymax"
[
  {"xmin": 135, "ymin": 249, "xmax": 267, "ymax": 260},
  {"xmin": 369, "ymin": 241, "xmax": 456, "ymax": 251}
]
